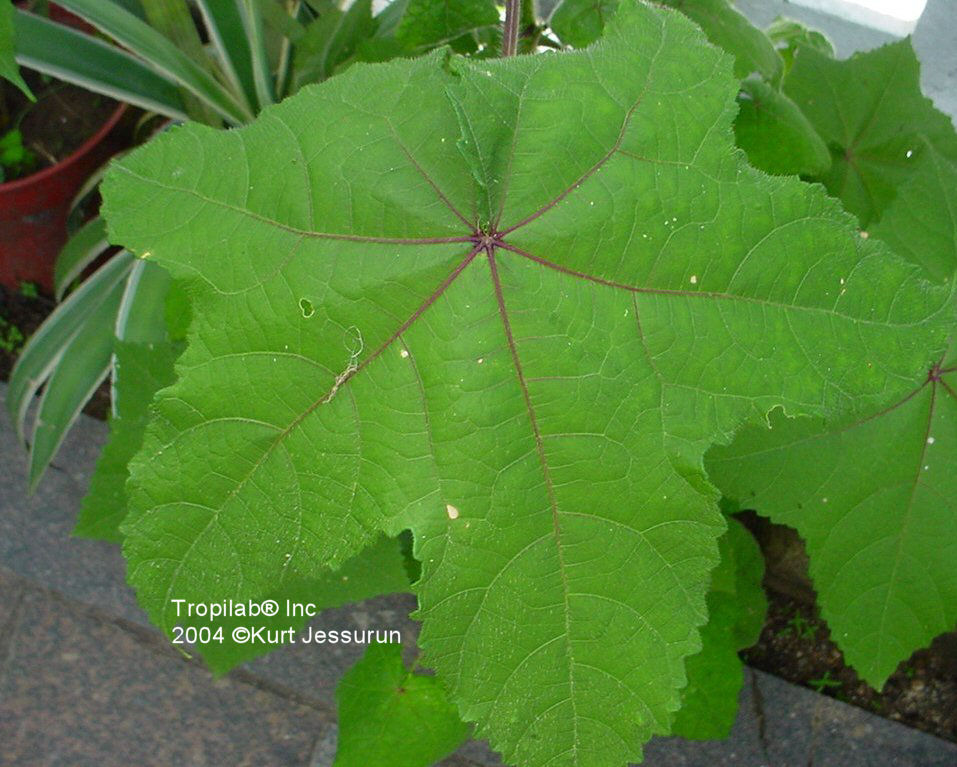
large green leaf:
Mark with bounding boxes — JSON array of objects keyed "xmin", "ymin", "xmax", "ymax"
[
  {"xmin": 101, "ymin": 2, "xmax": 949, "ymax": 764},
  {"xmin": 706, "ymin": 150, "xmax": 957, "ymax": 690},
  {"xmin": 783, "ymin": 39, "xmax": 957, "ymax": 228},
  {"xmin": 0, "ymin": 0, "xmax": 31, "ymax": 97},
  {"xmin": 671, "ymin": 515, "xmax": 766, "ymax": 740},
  {"xmin": 334, "ymin": 642, "xmax": 470, "ymax": 767}
]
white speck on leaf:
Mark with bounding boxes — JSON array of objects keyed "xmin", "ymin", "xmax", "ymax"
[
  {"xmin": 689, "ymin": 275, "xmax": 697, "ymax": 285},
  {"xmin": 446, "ymin": 504, "xmax": 460, "ymax": 520},
  {"xmin": 400, "ymin": 349, "xmax": 409, "ymax": 358},
  {"xmin": 927, "ymin": 436, "xmax": 935, "ymax": 445}
]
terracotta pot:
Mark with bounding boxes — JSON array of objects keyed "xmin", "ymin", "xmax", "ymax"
[{"xmin": 0, "ymin": 100, "xmax": 127, "ymax": 292}]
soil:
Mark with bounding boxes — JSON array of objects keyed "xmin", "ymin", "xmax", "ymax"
[
  {"xmin": 0, "ymin": 282, "xmax": 111, "ymax": 419},
  {"xmin": 1, "ymin": 71, "xmax": 118, "ymax": 178},
  {"xmin": 740, "ymin": 513, "xmax": 957, "ymax": 744}
]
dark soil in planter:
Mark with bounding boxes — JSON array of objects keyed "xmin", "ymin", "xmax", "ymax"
[
  {"xmin": 740, "ymin": 521, "xmax": 957, "ymax": 744},
  {"xmin": 0, "ymin": 282, "xmax": 111, "ymax": 419},
  {"xmin": 2, "ymin": 72, "xmax": 118, "ymax": 180}
]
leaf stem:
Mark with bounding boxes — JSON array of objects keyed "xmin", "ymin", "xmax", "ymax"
[{"xmin": 502, "ymin": 0, "xmax": 521, "ymax": 57}]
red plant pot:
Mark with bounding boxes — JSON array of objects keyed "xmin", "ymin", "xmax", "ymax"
[{"xmin": 0, "ymin": 102, "xmax": 127, "ymax": 292}]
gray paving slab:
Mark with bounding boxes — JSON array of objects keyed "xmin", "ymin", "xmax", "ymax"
[
  {"xmin": 0, "ymin": 578, "xmax": 332, "ymax": 767},
  {"xmin": 0, "ymin": 393, "xmax": 145, "ymax": 625}
]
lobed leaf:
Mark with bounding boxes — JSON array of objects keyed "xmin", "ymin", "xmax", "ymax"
[
  {"xmin": 101, "ymin": 2, "xmax": 949, "ymax": 764},
  {"xmin": 783, "ymin": 39, "xmax": 957, "ymax": 227},
  {"xmin": 334, "ymin": 642, "xmax": 470, "ymax": 767},
  {"xmin": 706, "ymin": 150, "xmax": 957, "ymax": 690}
]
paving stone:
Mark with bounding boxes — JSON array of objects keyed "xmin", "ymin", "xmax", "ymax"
[
  {"xmin": 0, "ymin": 391, "xmax": 145, "ymax": 625},
  {"xmin": 0, "ymin": 586, "xmax": 330, "ymax": 767},
  {"xmin": 755, "ymin": 670, "xmax": 957, "ymax": 767},
  {"xmin": 0, "ymin": 569, "xmax": 25, "ymax": 668}
]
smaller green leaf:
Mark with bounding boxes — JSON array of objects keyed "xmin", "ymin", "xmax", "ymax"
[
  {"xmin": 734, "ymin": 77, "xmax": 830, "ymax": 177},
  {"xmin": 7, "ymin": 253, "xmax": 134, "ymax": 446},
  {"xmin": 294, "ymin": 0, "xmax": 376, "ymax": 87},
  {"xmin": 114, "ymin": 258, "xmax": 173, "ymax": 343},
  {"xmin": 783, "ymin": 39, "xmax": 957, "ymax": 227},
  {"xmin": 53, "ymin": 0, "xmax": 251, "ymax": 124},
  {"xmin": 671, "ymin": 516, "xmax": 766, "ymax": 740},
  {"xmin": 194, "ymin": 0, "xmax": 258, "ymax": 113},
  {"xmin": 28, "ymin": 277, "xmax": 127, "ymax": 489},
  {"xmin": 660, "ymin": 0, "xmax": 782, "ymax": 81},
  {"xmin": 238, "ymin": 0, "xmax": 275, "ymax": 107},
  {"xmin": 76, "ymin": 337, "xmax": 181, "ymax": 541},
  {"xmin": 54, "ymin": 217, "xmax": 111, "ymax": 301},
  {"xmin": 870, "ymin": 145, "xmax": 957, "ymax": 283},
  {"xmin": 766, "ymin": 16, "xmax": 833, "ymax": 74},
  {"xmin": 0, "ymin": 0, "xmax": 32, "ymax": 98},
  {"xmin": 549, "ymin": 0, "xmax": 617, "ymax": 48},
  {"xmin": 355, "ymin": 35, "xmax": 411, "ymax": 64},
  {"xmin": 13, "ymin": 9, "xmax": 188, "ymax": 121},
  {"xmin": 334, "ymin": 642, "xmax": 469, "ymax": 767},
  {"xmin": 396, "ymin": 0, "xmax": 498, "ymax": 49},
  {"xmin": 705, "ymin": 145, "xmax": 957, "ymax": 693},
  {"xmin": 140, "ymin": 0, "xmax": 221, "ymax": 123}
]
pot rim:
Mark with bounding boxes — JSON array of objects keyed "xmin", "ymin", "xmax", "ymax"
[{"xmin": 0, "ymin": 100, "xmax": 128, "ymax": 193}]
